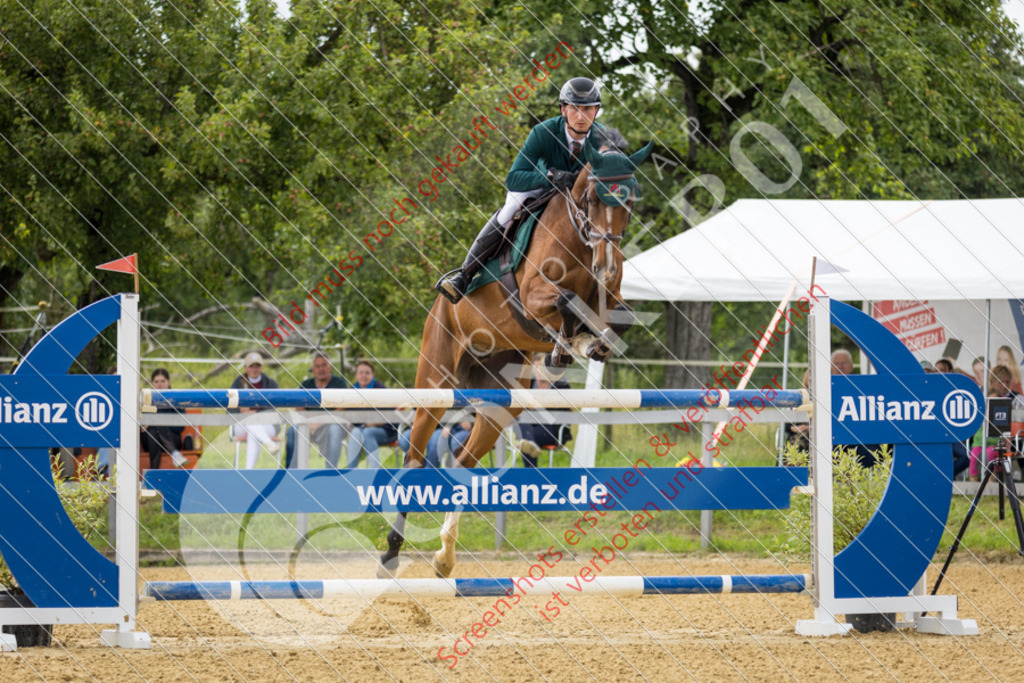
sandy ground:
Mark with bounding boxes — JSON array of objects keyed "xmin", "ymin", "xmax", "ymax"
[{"xmin": 1, "ymin": 553, "xmax": 1022, "ymax": 682}]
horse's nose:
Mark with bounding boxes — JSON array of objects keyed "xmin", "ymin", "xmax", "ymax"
[
  {"xmin": 599, "ymin": 264, "xmax": 618, "ymax": 284},
  {"xmin": 596, "ymin": 242, "xmax": 617, "ymax": 283}
]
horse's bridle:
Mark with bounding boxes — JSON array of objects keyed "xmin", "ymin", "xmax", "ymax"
[{"xmin": 563, "ymin": 172, "xmax": 636, "ymax": 248}]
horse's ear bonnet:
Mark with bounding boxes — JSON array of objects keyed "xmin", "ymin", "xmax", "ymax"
[
  {"xmin": 587, "ymin": 137, "xmax": 652, "ymax": 207},
  {"xmin": 628, "ymin": 141, "xmax": 654, "ymax": 168}
]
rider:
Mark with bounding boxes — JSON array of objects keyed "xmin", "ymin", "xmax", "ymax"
[{"xmin": 435, "ymin": 76, "xmax": 604, "ymax": 304}]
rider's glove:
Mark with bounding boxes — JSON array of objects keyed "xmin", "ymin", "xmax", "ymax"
[{"xmin": 548, "ymin": 169, "xmax": 579, "ymax": 191}]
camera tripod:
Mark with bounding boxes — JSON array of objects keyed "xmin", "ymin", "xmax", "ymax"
[{"xmin": 932, "ymin": 449, "xmax": 1024, "ymax": 595}]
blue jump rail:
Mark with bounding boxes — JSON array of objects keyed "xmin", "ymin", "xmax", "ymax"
[
  {"xmin": 143, "ymin": 574, "xmax": 810, "ymax": 601},
  {"xmin": 143, "ymin": 387, "xmax": 807, "ymax": 411}
]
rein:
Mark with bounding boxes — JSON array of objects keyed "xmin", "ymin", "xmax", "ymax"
[{"xmin": 563, "ymin": 171, "xmax": 634, "ymax": 248}]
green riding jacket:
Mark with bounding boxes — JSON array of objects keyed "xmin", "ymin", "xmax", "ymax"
[{"xmin": 505, "ymin": 115, "xmax": 605, "ymax": 192}]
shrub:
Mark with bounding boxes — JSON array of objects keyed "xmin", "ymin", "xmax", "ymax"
[{"xmin": 779, "ymin": 442, "xmax": 893, "ymax": 561}]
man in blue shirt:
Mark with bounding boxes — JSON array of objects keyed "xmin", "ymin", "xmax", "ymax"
[
  {"xmin": 435, "ymin": 77, "xmax": 604, "ymax": 304},
  {"xmin": 284, "ymin": 351, "xmax": 348, "ymax": 468}
]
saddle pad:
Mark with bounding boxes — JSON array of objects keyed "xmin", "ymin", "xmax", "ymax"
[{"xmin": 464, "ymin": 211, "xmax": 541, "ymax": 297}]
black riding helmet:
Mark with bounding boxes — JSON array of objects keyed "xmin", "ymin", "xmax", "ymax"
[{"xmin": 558, "ymin": 77, "xmax": 601, "ymax": 107}]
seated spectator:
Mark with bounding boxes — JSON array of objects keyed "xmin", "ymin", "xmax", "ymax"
[
  {"xmin": 346, "ymin": 360, "xmax": 398, "ymax": 468},
  {"xmin": 141, "ymin": 368, "xmax": 187, "ymax": 469},
  {"xmin": 972, "ymin": 357, "xmax": 987, "ymax": 387},
  {"xmin": 230, "ymin": 352, "xmax": 280, "ymax": 469},
  {"xmin": 285, "ymin": 351, "xmax": 349, "ymax": 469},
  {"xmin": 952, "ymin": 440, "xmax": 970, "ymax": 478},
  {"xmin": 399, "ymin": 417, "xmax": 473, "ymax": 469},
  {"xmin": 783, "ymin": 369, "xmax": 811, "ymax": 454},
  {"xmin": 517, "ymin": 362, "xmax": 573, "ymax": 468},
  {"xmin": 831, "ymin": 349, "xmax": 854, "ymax": 375},
  {"xmin": 970, "ymin": 365, "xmax": 1014, "ymax": 480},
  {"xmin": 997, "ymin": 345, "xmax": 1023, "ymax": 394}
]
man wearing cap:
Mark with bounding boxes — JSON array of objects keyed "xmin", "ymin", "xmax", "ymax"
[
  {"xmin": 435, "ymin": 76, "xmax": 604, "ymax": 304},
  {"xmin": 284, "ymin": 351, "xmax": 349, "ymax": 469},
  {"xmin": 229, "ymin": 352, "xmax": 281, "ymax": 469}
]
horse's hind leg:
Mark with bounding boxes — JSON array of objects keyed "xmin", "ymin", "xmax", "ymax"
[
  {"xmin": 376, "ymin": 406, "xmax": 445, "ymax": 578},
  {"xmin": 433, "ymin": 510, "xmax": 462, "ymax": 579},
  {"xmin": 377, "ymin": 512, "xmax": 408, "ymax": 578}
]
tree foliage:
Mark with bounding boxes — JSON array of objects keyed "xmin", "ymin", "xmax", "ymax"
[{"xmin": 2, "ymin": 1, "xmax": 1023, "ymax": 375}]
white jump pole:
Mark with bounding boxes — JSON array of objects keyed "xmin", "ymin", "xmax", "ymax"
[{"xmin": 100, "ymin": 293, "xmax": 150, "ymax": 649}]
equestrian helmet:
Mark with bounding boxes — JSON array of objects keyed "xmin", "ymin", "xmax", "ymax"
[{"xmin": 559, "ymin": 77, "xmax": 601, "ymax": 107}]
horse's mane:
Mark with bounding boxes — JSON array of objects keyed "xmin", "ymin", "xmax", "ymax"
[{"xmin": 591, "ymin": 127, "xmax": 629, "ymax": 154}]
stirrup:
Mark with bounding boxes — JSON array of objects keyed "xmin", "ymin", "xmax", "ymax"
[{"xmin": 435, "ymin": 269, "xmax": 465, "ymax": 304}]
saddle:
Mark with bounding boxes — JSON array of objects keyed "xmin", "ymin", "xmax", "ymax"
[{"xmin": 462, "ymin": 188, "xmax": 558, "ymax": 299}]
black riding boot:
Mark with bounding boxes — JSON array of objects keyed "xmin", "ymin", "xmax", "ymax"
[{"xmin": 435, "ymin": 213, "xmax": 506, "ymax": 303}]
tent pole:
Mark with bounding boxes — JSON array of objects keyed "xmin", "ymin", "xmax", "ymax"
[
  {"xmin": 983, "ymin": 299, "xmax": 992, "ymax": 475},
  {"xmin": 860, "ymin": 301, "xmax": 874, "ymax": 374}
]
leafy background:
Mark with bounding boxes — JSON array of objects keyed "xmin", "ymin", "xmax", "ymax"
[{"xmin": 3, "ymin": 0, "xmax": 1023, "ymax": 390}]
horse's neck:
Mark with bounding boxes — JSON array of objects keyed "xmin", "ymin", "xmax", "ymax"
[{"xmin": 535, "ymin": 192, "xmax": 587, "ymax": 260}]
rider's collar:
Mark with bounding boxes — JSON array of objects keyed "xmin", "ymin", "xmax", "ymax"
[{"xmin": 563, "ymin": 122, "xmax": 591, "ymax": 147}]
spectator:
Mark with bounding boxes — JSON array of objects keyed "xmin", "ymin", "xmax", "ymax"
[
  {"xmin": 969, "ymin": 366, "xmax": 1013, "ymax": 481},
  {"xmin": 971, "ymin": 357, "xmax": 987, "ymax": 387},
  {"xmin": 952, "ymin": 440, "xmax": 970, "ymax": 479},
  {"xmin": 346, "ymin": 360, "xmax": 398, "ymax": 468},
  {"xmin": 285, "ymin": 351, "xmax": 349, "ymax": 469},
  {"xmin": 996, "ymin": 345, "xmax": 1023, "ymax": 394},
  {"xmin": 832, "ymin": 349, "xmax": 889, "ymax": 467},
  {"xmin": 399, "ymin": 416, "xmax": 473, "ymax": 469},
  {"xmin": 141, "ymin": 368, "xmax": 187, "ymax": 469},
  {"xmin": 517, "ymin": 361, "xmax": 573, "ymax": 468},
  {"xmin": 934, "ymin": 358, "xmax": 954, "ymax": 373},
  {"xmin": 230, "ymin": 352, "xmax": 280, "ymax": 469},
  {"xmin": 783, "ymin": 369, "xmax": 812, "ymax": 454},
  {"xmin": 831, "ymin": 349, "xmax": 854, "ymax": 375}
]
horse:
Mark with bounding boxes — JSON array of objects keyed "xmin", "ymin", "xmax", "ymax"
[{"xmin": 379, "ymin": 129, "xmax": 652, "ymax": 578}]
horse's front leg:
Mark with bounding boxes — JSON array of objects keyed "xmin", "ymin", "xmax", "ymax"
[
  {"xmin": 562, "ymin": 288, "xmax": 635, "ymax": 362},
  {"xmin": 432, "ymin": 404, "xmax": 523, "ymax": 578}
]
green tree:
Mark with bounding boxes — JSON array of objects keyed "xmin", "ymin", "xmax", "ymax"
[{"xmin": 487, "ymin": 0, "xmax": 1024, "ymax": 386}]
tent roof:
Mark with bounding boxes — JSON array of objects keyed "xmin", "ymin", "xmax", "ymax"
[{"xmin": 621, "ymin": 198, "xmax": 1024, "ymax": 302}]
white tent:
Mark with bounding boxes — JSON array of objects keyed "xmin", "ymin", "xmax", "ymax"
[
  {"xmin": 574, "ymin": 198, "xmax": 1024, "ymax": 467},
  {"xmin": 622, "ymin": 198, "xmax": 1024, "ymax": 302}
]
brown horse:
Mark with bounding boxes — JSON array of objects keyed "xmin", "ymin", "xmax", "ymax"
[{"xmin": 379, "ymin": 130, "xmax": 652, "ymax": 578}]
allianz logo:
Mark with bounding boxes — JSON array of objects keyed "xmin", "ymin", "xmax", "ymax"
[
  {"xmin": 0, "ymin": 392, "xmax": 114, "ymax": 431},
  {"xmin": 837, "ymin": 389, "xmax": 977, "ymax": 428}
]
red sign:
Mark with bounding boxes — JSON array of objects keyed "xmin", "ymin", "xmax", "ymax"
[
  {"xmin": 901, "ymin": 327, "xmax": 947, "ymax": 351},
  {"xmin": 873, "ymin": 300, "xmax": 928, "ymax": 318},
  {"xmin": 880, "ymin": 308, "xmax": 937, "ymax": 336}
]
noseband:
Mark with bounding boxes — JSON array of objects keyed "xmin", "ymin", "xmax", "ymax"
[{"xmin": 563, "ymin": 172, "xmax": 635, "ymax": 248}]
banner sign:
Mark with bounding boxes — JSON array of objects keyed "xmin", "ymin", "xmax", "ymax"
[
  {"xmin": 832, "ymin": 373, "xmax": 983, "ymax": 446},
  {"xmin": 143, "ymin": 466, "xmax": 809, "ymax": 515},
  {"xmin": 0, "ymin": 375, "xmax": 120, "ymax": 448}
]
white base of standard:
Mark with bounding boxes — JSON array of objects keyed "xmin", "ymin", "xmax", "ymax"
[
  {"xmin": 913, "ymin": 616, "xmax": 979, "ymax": 636},
  {"xmin": 0, "ymin": 633, "xmax": 17, "ymax": 652},
  {"xmin": 100, "ymin": 628, "xmax": 151, "ymax": 649}
]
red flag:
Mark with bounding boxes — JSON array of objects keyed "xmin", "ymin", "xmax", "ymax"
[{"xmin": 96, "ymin": 254, "xmax": 138, "ymax": 274}]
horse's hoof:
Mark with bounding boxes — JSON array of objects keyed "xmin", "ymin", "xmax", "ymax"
[
  {"xmin": 377, "ymin": 554, "xmax": 400, "ymax": 579},
  {"xmin": 549, "ymin": 349, "xmax": 574, "ymax": 368},
  {"xmin": 586, "ymin": 339, "xmax": 612, "ymax": 362},
  {"xmin": 431, "ymin": 550, "xmax": 455, "ymax": 578}
]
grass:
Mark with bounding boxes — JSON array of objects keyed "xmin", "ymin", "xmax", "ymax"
[{"xmin": 123, "ymin": 419, "xmax": 1024, "ymax": 565}]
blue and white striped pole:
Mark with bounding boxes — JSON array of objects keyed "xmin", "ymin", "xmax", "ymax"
[
  {"xmin": 143, "ymin": 574, "xmax": 809, "ymax": 601},
  {"xmin": 143, "ymin": 388, "xmax": 807, "ymax": 411}
]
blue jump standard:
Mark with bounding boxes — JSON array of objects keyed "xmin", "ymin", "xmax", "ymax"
[{"xmin": 143, "ymin": 574, "xmax": 810, "ymax": 601}]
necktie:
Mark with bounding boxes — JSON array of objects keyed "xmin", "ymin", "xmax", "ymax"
[{"xmin": 571, "ymin": 141, "xmax": 582, "ymax": 161}]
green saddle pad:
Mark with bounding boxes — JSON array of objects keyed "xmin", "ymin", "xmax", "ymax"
[{"xmin": 464, "ymin": 212, "xmax": 541, "ymax": 296}]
